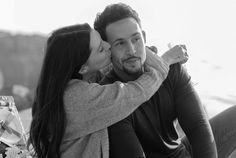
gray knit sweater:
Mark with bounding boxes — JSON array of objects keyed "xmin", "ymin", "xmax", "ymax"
[{"xmin": 60, "ymin": 55, "xmax": 169, "ymax": 158}]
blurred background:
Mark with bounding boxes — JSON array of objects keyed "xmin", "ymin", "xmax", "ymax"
[{"xmin": 0, "ymin": 0, "xmax": 236, "ymax": 130}]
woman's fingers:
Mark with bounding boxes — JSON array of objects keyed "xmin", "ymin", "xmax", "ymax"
[{"xmin": 172, "ymin": 44, "xmax": 189, "ymax": 64}]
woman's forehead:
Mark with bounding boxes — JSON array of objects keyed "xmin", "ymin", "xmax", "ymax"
[{"xmin": 90, "ymin": 29, "xmax": 102, "ymax": 52}]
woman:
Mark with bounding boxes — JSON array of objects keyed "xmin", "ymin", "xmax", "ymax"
[{"xmin": 28, "ymin": 23, "xmax": 187, "ymax": 158}]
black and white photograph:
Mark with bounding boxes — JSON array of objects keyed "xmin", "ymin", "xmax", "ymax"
[{"xmin": 0, "ymin": 0, "xmax": 236, "ymax": 157}]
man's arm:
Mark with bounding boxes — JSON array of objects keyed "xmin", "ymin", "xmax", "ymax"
[{"xmin": 173, "ymin": 64, "xmax": 217, "ymax": 158}]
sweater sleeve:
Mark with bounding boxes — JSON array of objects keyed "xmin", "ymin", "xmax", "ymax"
[
  {"xmin": 63, "ymin": 60, "xmax": 169, "ymax": 140},
  {"xmin": 145, "ymin": 47, "xmax": 170, "ymax": 73}
]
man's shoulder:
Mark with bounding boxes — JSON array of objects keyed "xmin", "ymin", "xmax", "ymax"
[
  {"xmin": 161, "ymin": 63, "xmax": 188, "ymax": 88},
  {"xmin": 167, "ymin": 63, "xmax": 188, "ymax": 79},
  {"xmin": 169, "ymin": 63, "xmax": 182, "ymax": 74}
]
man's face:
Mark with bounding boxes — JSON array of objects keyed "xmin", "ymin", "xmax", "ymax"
[{"xmin": 105, "ymin": 18, "xmax": 146, "ymax": 75}]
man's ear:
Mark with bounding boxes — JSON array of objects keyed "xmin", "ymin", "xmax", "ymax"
[
  {"xmin": 78, "ymin": 65, "xmax": 89, "ymax": 74},
  {"xmin": 142, "ymin": 30, "xmax": 146, "ymax": 43}
]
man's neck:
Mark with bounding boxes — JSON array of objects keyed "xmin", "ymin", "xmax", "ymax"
[
  {"xmin": 82, "ymin": 71, "xmax": 99, "ymax": 83},
  {"xmin": 113, "ymin": 67, "xmax": 143, "ymax": 82}
]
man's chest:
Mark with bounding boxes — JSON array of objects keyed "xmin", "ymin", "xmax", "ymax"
[{"xmin": 131, "ymin": 82, "xmax": 178, "ymax": 140}]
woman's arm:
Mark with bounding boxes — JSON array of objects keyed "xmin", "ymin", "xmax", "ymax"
[
  {"xmin": 63, "ymin": 62, "xmax": 168, "ymax": 140},
  {"xmin": 145, "ymin": 44, "xmax": 188, "ymax": 70},
  {"xmin": 63, "ymin": 46, "xmax": 188, "ymax": 140}
]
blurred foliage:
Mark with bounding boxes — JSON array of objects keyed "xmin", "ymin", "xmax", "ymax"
[{"xmin": 0, "ymin": 31, "xmax": 47, "ymax": 111}]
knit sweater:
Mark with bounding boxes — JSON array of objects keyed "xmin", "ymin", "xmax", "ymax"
[{"xmin": 60, "ymin": 54, "xmax": 169, "ymax": 158}]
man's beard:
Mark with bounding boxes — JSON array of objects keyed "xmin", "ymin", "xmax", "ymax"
[
  {"xmin": 112, "ymin": 56, "xmax": 145, "ymax": 80},
  {"xmin": 123, "ymin": 63, "xmax": 144, "ymax": 78}
]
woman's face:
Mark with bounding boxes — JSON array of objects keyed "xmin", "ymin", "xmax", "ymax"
[{"xmin": 86, "ymin": 29, "xmax": 111, "ymax": 72}]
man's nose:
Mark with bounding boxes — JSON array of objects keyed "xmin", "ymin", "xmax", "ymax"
[{"xmin": 126, "ymin": 41, "xmax": 136, "ymax": 55}]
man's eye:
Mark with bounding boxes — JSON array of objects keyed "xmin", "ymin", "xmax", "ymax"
[
  {"xmin": 116, "ymin": 41, "xmax": 124, "ymax": 46},
  {"xmin": 134, "ymin": 36, "xmax": 140, "ymax": 42}
]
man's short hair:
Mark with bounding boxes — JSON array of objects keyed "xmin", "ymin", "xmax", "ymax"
[{"xmin": 94, "ymin": 3, "xmax": 141, "ymax": 41}]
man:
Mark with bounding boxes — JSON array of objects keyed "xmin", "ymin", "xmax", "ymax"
[{"xmin": 94, "ymin": 3, "xmax": 236, "ymax": 158}]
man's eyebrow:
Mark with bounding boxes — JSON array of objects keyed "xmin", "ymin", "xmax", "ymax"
[
  {"xmin": 131, "ymin": 32, "xmax": 141, "ymax": 37},
  {"xmin": 111, "ymin": 38, "xmax": 123, "ymax": 46},
  {"xmin": 112, "ymin": 32, "xmax": 141, "ymax": 45}
]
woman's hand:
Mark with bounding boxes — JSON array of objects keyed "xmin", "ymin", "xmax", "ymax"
[
  {"xmin": 161, "ymin": 45, "xmax": 188, "ymax": 65},
  {"xmin": 145, "ymin": 47, "xmax": 166, "ymax": 68}
]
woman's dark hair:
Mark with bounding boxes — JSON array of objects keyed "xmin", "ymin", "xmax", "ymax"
[
  {"xmin": 94, "ymin": 2, "xmax": 141, "ymax": 41},
  {"xmin": 28, "ymin": 23, "xmax": 91, "ymax": 158}
]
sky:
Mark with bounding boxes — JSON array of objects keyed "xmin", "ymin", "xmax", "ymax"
[
  {"xmin": 1, "ymin": 0, "xmax": 235, "ymax": 54},
  {"xmin": 1, "ymin": 0, "xmax": 236, "ymax": 113}
]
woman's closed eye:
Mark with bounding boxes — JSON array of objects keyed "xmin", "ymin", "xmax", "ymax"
[{"xmin": 99, "ymin": 46, "xmax": 104, "ymax": 52}]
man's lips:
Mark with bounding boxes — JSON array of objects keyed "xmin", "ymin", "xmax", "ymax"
[{"xmin": 123, "ymin": 57, "xmax": 140, "ymax": 63}]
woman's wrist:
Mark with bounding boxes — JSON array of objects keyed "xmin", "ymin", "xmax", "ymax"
[{"xmin": 161, "ymin": 54, "xmax": 171, "ymax": 67}]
